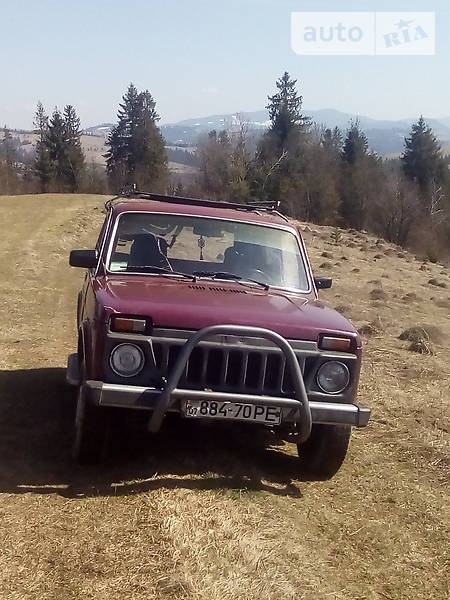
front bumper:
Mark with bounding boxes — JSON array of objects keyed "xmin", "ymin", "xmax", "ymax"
[
  {"xmin": 68, "ymin": 324, "xmax": 371, "ymax": 442},
  {"xmin": 84, "ymin": 379, "xmax": 371, "ymax": 428}
]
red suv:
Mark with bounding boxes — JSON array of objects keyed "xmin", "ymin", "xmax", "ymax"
[{"xmin": 67, "ymin": 192, "xmax": 370, "ymax": 477}]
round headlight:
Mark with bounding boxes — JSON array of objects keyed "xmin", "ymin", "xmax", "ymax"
[
  {"xmin": 110, "ymin": 344, "xmax": 145, "ymax": 377},
  {"xmin": 317, "ymin": 361, "xmax": 350, "ymax": 394}
]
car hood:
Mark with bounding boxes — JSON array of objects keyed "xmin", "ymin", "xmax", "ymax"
[{"xmin": 95, "ymin": 275, "xmax": 359, "ymax": 343}]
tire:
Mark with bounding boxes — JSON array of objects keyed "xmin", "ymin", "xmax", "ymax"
[
  {"xmin": 72, "ymin": 384, "xmax": 111, "ymax": 465},
  {"xmin": 297, "ymin": 424, "xmax": 351, "ymax": 480}
]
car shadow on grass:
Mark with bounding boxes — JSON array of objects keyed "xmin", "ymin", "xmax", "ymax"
[{"xmin": 0, "ymin": 368, "xmax": 315, "ymax": 499}]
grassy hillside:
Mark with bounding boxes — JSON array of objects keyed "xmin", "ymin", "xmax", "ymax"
[{"xmin": 0, "ymin": 194, "xmax": 448, "ymax": 600}]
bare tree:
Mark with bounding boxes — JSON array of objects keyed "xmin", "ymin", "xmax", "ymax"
[
  {"xmin": 261, "ymin": 149, "xmax": 288, "ymax": 193},
  {"xmin": 430, "ymin": 179, "xmax": 448, "ymax": 226},
  {"xmin": 374, "ymin": 177, "xmax": 421, "ymax": 246}
]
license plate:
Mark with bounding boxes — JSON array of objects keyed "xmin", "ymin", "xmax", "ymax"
[{"xmin": 183, "ymin": 399, "xmax": 281, "ymax": 425}]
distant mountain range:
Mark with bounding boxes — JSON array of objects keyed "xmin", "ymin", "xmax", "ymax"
[{"xmin": 84, "ymin": 109, "xmax": 450, "ymax": 155}]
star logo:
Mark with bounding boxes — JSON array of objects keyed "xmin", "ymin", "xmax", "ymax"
[{"xmin": 395, "ymin": 19, "xmax": 414, "ymax": 29}]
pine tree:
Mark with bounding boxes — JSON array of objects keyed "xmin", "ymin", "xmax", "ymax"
[
  {"xmin": 342, "ymin": 120, "xmax": 368, "ymax": 165},
  {"xmin": 105, "ymin": 121, "xmax": 128, "ymax": 191},
  {"xmin": 340, "ymin": 120, "xmax": 377, "ymax": 229},
  {"xmin": 33, "ymin": 101, "xmax": 52, "ymax": 192},
  {"xmin": 45, "ymin": 108, "xmax": 67, "ymax": 191},
  {"xmin": 3, "ymin": 127, "xmax": 15, "ymax": 166},
  {"xmin": 133, "ymin": 90, "xmax": 167, "ymax": 190},
  {"xmin": 0, "ymin": 127, "xmax": 19, "ymax": 193},
  {"xmin": 322, "ymin": 127, "xmax": 343, "ymax": 154},
  {"xmin": 265, "ymin": 71, "xmax": 310, "ymax": 151},
  {"xmin": 256, "ymin": 72, "xmax": 311, "ymax": 214},
  {"xmin": 43, "ymin": 105, "xmax": 85, "ymax": 192},
  {"xmin": 63, "ymin": 105, "xmax": 85, "ymax": 192},
  {"xmin": 34, "ymin": 101, "xmax": 48, "ymax": 138},
  {"xmin": 116, "ymin": 82, "xmax": 141, "ymax": 182},
  {"xmin": 401, "ymin": 116, "xmax": 444, "ymax": 203},
  {"xmin": 106, "ymin": 83, "xmax": 168, "ymax": 192}
]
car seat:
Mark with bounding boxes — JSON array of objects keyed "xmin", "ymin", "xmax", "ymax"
[
  {"xmin": 128, "ymin": 233, "xmax": 171, "ymax": 270},
  {"xmin": 223, "ymin": 242, "xmax": 282, "ymax": 284}
]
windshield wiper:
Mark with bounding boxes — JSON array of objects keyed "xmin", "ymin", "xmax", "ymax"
[
  {"xmin": 193, "ymin": 270, "xmax": 269, "ymax": 290},
  {"xmin": 123, "ymin": 265, "xmax": 194, "ymax": 280}
]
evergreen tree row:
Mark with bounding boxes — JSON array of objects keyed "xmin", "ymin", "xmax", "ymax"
[
  {"xmin": 34, "ymin": 102, "xmax": 85, "ymax": 192},
  {"xmin": 193, "ymin": 72, "xmax": 450, "ymax": 261},
  {"xmin": 0, "ymin": 75, "xmax": 449, "ymax": 259}
]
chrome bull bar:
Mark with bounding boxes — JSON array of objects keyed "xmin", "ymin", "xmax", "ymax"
[{"xmin": 147, "ymin": 324, "xmax": 313, "ymax": 442}]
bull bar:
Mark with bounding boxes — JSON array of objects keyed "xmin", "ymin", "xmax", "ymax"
[
  {"xmin": 147, "ymin": 325, "xmax": 312, "ymax": 439},
  {"xmin": 69, "ymin": 325, "xmax": 371, "ymax": 443}
]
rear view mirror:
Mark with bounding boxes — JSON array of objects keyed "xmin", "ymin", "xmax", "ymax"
[
  {"xmin": 70, "ymin": 250, "xmax": 98, "ymax": 269},
  {"xmin": 314, "ymin": 277, "xmax": 332, "ymax": 290}
]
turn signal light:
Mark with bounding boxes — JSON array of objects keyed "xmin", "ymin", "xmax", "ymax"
[
  {"xmin": 111, "ymin": 316, "xmax": 148, "ymax": 334},
  {"xmin": 320, "ymin": 336, "xmax": 351, "ymax": 352}
]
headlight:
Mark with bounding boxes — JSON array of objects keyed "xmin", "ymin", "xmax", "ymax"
[
  {"xmin": 110, "ymin": 344, "xmax": 145, "ymax": 377},
  {"xmin": 316, "ymin": 361, "xmax": 350, "ymax": 394}
]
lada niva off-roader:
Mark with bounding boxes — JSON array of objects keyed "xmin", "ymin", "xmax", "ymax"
[{"xmin": 67, "ymin": 192, "xmax": 370, "ymax": 477}]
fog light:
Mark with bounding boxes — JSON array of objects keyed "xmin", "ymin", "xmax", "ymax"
[
  {"xmin": 317, "ymin": 361, "xmax": 349, "ymax": 394},
  {"xmin": 110, "ymin": 344, "xmax": 145, "ymax": 377}
]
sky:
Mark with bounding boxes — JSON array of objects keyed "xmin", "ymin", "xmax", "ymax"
[{"xmin": 1, "ymin": 0, "xmax": 449, "ymax": 129}]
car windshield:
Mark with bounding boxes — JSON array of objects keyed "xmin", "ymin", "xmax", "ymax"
[{"xmin": 108, "ymin": 212, "xmax": 309, "ymax": 291}]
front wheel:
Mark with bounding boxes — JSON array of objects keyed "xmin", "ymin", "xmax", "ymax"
[
  {"xmin": 72, "ymin": 384, "xmax": 111, "ymax": 465},
  {"xmin": 297, "ymin": 424, "xmax": 351, "ymax": 480}
]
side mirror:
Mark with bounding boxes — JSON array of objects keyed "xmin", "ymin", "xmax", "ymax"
[
  {"xmin": 69, "ymin": 250, "xmax": 98, "ymax": 269},
  {"xmin": 314, "ymin": 277, "xmax": 332, "ymax": 290}
]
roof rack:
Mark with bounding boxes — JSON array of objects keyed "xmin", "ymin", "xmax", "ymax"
[{"xmin": 114, "ymin": 187, "xmax": 282, "ymax": 214}]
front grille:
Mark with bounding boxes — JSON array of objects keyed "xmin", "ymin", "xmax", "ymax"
[{"xmin": 152, "ymin": 337, "xmax": 310, "ymax": 396}]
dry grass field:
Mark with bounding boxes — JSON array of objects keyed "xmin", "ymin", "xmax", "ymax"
[{"xmin": 0, "ymin": 194, "xmax": 448, "ymax": 600}]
